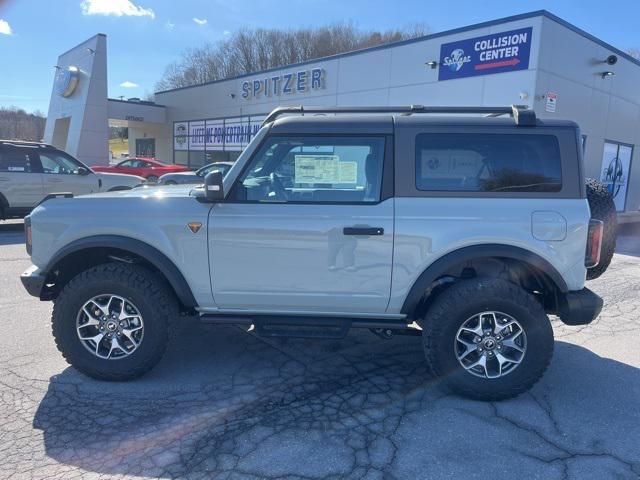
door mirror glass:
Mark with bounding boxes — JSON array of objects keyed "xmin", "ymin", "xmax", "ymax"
[
  {"xmin": 204, "ymin": 171, "xmax": 224, "ymax": 201},
  {"xmin": 77, "ymin": 166, "xmax": 90, "ymax": 176}
]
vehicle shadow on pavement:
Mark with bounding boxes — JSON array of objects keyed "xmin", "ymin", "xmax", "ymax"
[
  {"xmin": 31, "ymin": 320, "xmax": 640, "ymax": 479},
  {"xmin": 616, "ymin": 225, "xmax": 640, "ymax": 258},
  {"xmin": 0, "ymin": 221, "xmax": 24, "ymax": 245}
]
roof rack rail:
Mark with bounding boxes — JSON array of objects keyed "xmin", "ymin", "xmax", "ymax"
[
  {"xmin": 0, "ymin": 139, "xmax": 51, "ymax": 148},
  {"xmin": 262, "ymin": 104, "xmax": 536, "ymax": 127}
]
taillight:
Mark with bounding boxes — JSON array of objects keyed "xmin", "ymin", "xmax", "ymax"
[
  {"xmin": 585, "ymin": 219, "xmax": 603, "ymax": 268},
  {"xmin": 24, "ymin": 216, "xmax": 32, "ymax": 255}
]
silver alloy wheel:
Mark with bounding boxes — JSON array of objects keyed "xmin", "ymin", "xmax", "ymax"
[
  {"xmin": 454, "ymin": 311, "xmax": 527, "ymax": 379},
  {"xmin": 76, "ymin": 294, "xmax": 144, "ymax": 360}
]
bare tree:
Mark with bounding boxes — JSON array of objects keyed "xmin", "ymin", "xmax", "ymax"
[
  {"xmin": 626, "ymin": 48, "xmax": 640, "ymax": 60},
  {"xmin": 156, "ymin": 22, "xmax": 429, "ymax": 91},
  {"xmin": 0, "ymin": 107, "xmax": 46, "ymax": 141}
]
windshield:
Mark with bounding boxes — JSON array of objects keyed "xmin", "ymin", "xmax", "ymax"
[{"xmin": 222, "ymin": 125, "xmax": 270, "ymax": 192}]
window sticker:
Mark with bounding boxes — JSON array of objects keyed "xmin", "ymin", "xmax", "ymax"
[
  {"xmin": 294, "ymin": 155, "xmax": 341, "ymax": 184},
  {"xmin": 8, "ymin": 166, "xmax": 25, "ymax": 172},
  {"xmin": 338, "ymin": 162, "xmax": 357, "ymax": 183}
]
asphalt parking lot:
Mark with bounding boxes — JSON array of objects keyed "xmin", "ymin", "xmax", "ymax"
[{"xmin": 0, "ymin": 220, "xmax": 639, "ymax": 479}]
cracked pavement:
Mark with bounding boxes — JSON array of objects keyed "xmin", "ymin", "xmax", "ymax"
[{"xmin": 0, "ymin": 221, "xmax": 639, "ymax": 479}]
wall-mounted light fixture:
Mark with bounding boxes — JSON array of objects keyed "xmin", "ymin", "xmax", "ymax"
[
  {"xmin": 86, "ymin": 47, "xmax": 96, "ymax": 54},
  {"xmin": 601, "ymin": 71, "xmax": 615, "ymax": 79},
  {"xmin": 425, "ymin": 60, "xmax": 438, "ymax": 69}
]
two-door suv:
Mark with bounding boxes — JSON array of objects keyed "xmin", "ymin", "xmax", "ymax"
[{"xmin": 21, "ymin": 106, "xmax": 610, "ymax": 400}]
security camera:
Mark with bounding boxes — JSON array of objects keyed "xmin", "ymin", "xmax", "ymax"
[{"xmin": 606, "ymin": 55, "xmax": 618, "ymax": 65}]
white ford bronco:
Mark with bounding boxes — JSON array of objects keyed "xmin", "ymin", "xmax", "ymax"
[{"xmin": 20, "ymin": 105, "xmax": 614, "ymax": 400}]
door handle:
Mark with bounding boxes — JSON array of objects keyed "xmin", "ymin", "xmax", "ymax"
[
  {"xmin": 343, "ymin": 227, "xmax": 384, "ymax": 236},
  {"xmin": 47, "ymin": 178, "xmax": 64, "ymax": 183},
  {"xmin": 0, "ymin": 177, "xmax": 8, "ymax": 182}
]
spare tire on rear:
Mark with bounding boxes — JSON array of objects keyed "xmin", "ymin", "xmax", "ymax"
[{"xmin": 585, "ymin": 178, "xmax": 616, "ymax": 280}]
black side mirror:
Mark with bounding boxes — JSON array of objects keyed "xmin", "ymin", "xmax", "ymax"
[
  {"xmin": 77, "ymin": 166, "xmax": 90, "ymax": 176},
  {"xmin": 204, "ymin": 171, "xmax": 224, "ymax": 201}
]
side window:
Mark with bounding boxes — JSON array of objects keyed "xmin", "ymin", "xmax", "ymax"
[
  {"xmin": 39, "ymin": 151, "xmax": 84, "ymax": 175},
  {"xmin": 415, "ymin": 133, "xmax": 562, "ymax": 193},
  {"xmin": 232, "ymin": 136, "xmax": 385, "ymax": 203},
  {"xmin": 0, "ymin": 149, "xmax": 33, "ymax": 173},
  {"xmin": 118, "ymin": 160, "xmax": 134, "ymax": 168}
]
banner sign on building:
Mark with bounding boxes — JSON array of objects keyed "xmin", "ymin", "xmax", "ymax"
[
  {"xmin": 174, "ymin": 115, "xmax": 266, "ymax": 152},
  {"xmin": 438, "ymin": 27, "xmax": 532, "ymax": 81}
]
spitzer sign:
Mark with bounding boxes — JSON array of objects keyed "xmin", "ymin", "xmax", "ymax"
[{"xmin": 438, "ymin": 27, "xmax": 532, "ymax": 81}]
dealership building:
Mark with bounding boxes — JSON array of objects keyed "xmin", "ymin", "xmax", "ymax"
[{"xmin": 44, "ymin": 10, "xmax": 640, "ymax": 220}]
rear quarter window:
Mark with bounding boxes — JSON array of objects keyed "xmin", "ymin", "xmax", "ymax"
[
  {"xmin": 415, "ymin": 133, "xmax": 562, "ymax": 193},
  {"xmin": 0, "ymin": 148, "xmax": 34, "ymax": 173}
]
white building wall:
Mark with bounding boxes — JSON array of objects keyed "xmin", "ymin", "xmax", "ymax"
[
  {"xmin": 536, "ymin": 16, "xmax": 640, "ymax": 217},
  {"xmin": 156, "ymin": 15, "xmax": 543, "ymax": 163}
]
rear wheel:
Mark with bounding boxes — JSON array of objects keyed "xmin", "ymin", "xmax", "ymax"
[
  {"xmin": 52, "ymin": 263, "xmax": 176, "ymax": 380},
  {"xmin": 421, "ymin": 278, "xmax": 554, "ymax": 401},
  {"xmin": 585, "ymin": 178, "xmax": 616, "ymax": 280},
  {"xmin": 147, "ymin": 175, "xmax": 159, "ymax": 183}
]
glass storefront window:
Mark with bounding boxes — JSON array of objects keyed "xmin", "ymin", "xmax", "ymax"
[
  {"xmin": 173, "ymin": 115, "xmax": 266, "ymax": 169},
  {"xmin": 174, "ymin": 151, "xmax": 188, "ymax": 166}
]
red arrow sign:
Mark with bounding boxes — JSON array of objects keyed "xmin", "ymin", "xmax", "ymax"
[{"xmin": 475, "ymin": 58, "xmax": 520, "ymax": 70}]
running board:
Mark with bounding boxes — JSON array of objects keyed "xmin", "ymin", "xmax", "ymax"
[{"xmin": 199, "ymin": 314, "xmax": 413, "ymax": 339}]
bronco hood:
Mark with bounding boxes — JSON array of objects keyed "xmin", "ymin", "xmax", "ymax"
[{"xmin": 78, "ymin": 184, "xmax": 197, "ymax": 199}]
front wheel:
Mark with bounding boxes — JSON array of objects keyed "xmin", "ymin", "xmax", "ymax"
[
  {"xmin": 52, "ymin": 263, "xmax": 177, "ymax": 380},
  {"xmin": 146, "ymin": 175, "xmax": 159, "ymax": 183},
  {"xmin": 421, "ymin": 278, "xmax": 554, "ymax": 401}
]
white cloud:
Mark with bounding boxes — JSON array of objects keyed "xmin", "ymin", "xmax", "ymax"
[
  {"xmin": 120, "ymin": 81, "xmax": 139, "ymax": 88},
  {"xmin": 0, "ymin": 19, "xmax": 12, "ymax": 35},
  {"xmin": 223, "ymin": 30, "xmax": 231, "ymax": 36},
  {"xmin": 80, "ymin": 0, "xmax": 155, "ymax": 19},
  {"xmin": 165, "ymin": 21, "xmax": 175, "ymax": 30},
  {"xmin": 193, "ymin": 17, "xmax": 207, "ymax": 26}
]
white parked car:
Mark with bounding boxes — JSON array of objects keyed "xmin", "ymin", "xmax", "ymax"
[{"xmin": 0, "ymin": 140, "xmax": 143, "ymax": 220}]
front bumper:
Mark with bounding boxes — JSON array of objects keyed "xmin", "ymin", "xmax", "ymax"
[
  {"xmin": 21, "ymin": 265, "xmax": 46, "ymax": 298},
  {"xmin": 558, "ymin": 288, "xmax": 603, "ymax": 326}
]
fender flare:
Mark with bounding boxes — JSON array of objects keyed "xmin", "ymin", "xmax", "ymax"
[
  {"xmin": 45, "ymin": 235, "xmax": 198, "ymax": 308},
  {"xmin": 400, "ymin": 244, "xmax": 569, "ymax": 316}
]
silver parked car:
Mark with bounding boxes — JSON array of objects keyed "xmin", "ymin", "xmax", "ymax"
[
  {"xmin": 159, "ymin": 161, "xmax": 233, "ymax": 185},
  {"xmin": 0, "ymin": 140, "xmax": 144, "ymax": 220}
]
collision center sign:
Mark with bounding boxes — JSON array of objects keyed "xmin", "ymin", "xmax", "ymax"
[{"xmin": 438, "ymin": 27, "xmax": 532, "ymax": 81}]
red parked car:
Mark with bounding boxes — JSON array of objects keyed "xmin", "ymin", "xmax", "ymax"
[{"xmin": 92, "ymin": 158, "xmax": 190, "ymax": 182}]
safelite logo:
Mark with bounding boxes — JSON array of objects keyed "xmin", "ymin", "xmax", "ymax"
[{"xmin": 443, "ymin": 48, "xmax": 471, "ymax": 72}]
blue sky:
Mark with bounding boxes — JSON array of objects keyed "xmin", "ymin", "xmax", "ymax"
[{"xmin": 1, "ymin": 0, "xmax": 639, "ymax": 113}]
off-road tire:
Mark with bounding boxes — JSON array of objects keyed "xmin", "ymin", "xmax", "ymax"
[
  {"xmin": 585, "ymin": 178, "xmax": 617, "ymax": 280},
  {"xmin": 52, "ymin": 263, "xmax": 177, "ymax": 380},
  {"xmin": 421, "ymin": 278, "xmax": 554, "ymax": 401}
]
